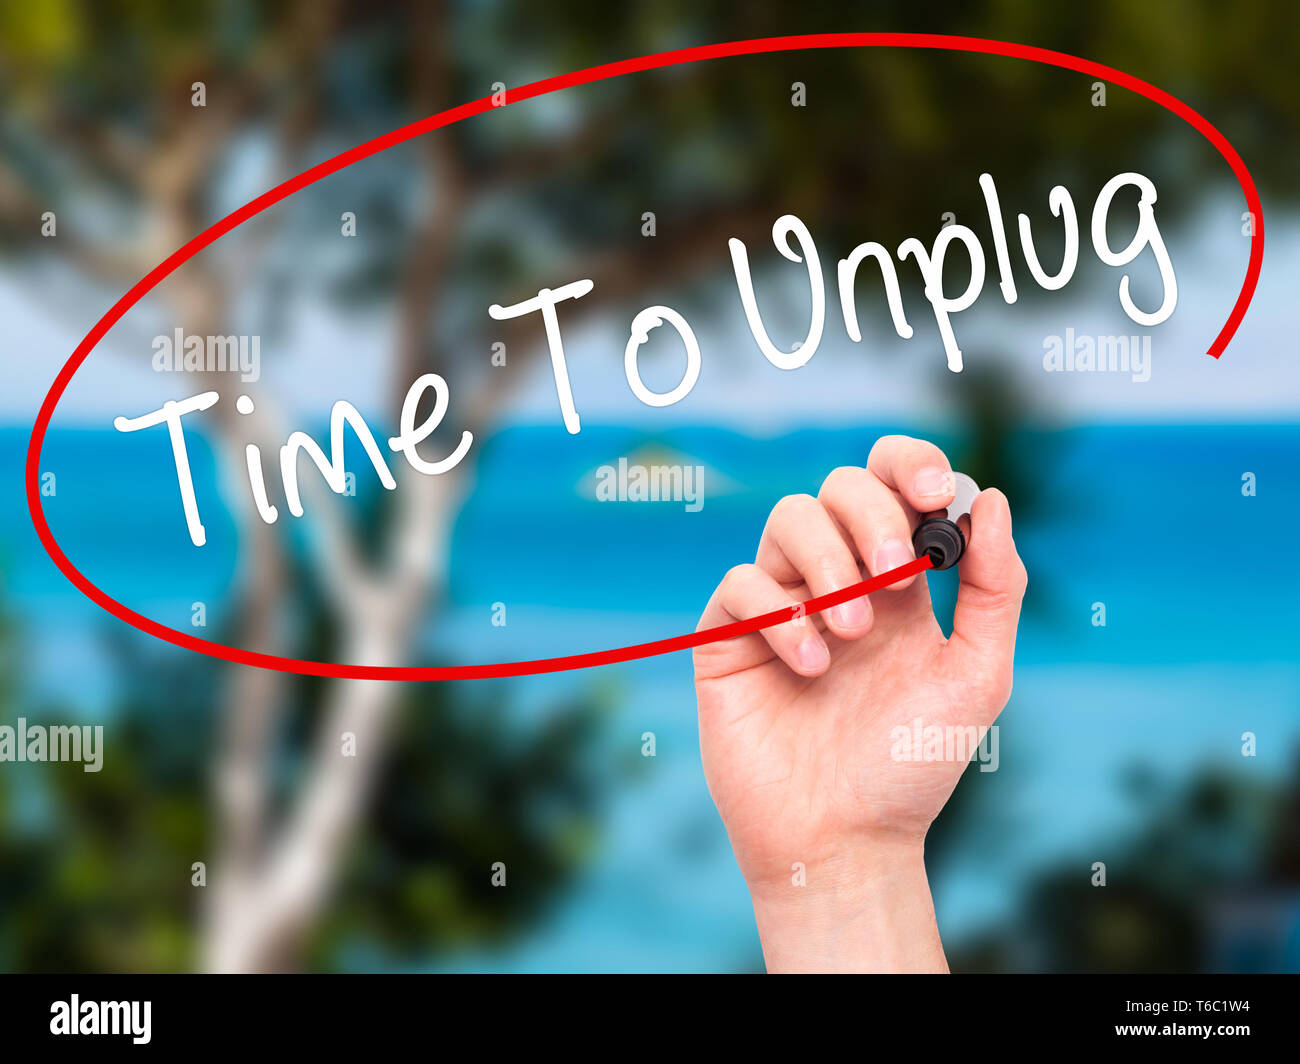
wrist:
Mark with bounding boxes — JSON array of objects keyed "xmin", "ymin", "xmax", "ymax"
[{"xmin": 747, "ymin": 836, "xmax": 947, "ymax": 973}]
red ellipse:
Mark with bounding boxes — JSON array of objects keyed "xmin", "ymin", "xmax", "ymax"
[{"xmin": 26, "ymin": 33, "xmax": 1263, "ymax": 680}]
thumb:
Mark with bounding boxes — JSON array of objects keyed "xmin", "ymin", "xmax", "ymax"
[{"xmin": 941, "ymin": 487, "xmax": 1028, "ymax": 709}]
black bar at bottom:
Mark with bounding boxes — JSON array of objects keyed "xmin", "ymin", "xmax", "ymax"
[{"xmin": 0, "ymin": 973, "xmax": 1291, "ymax": 1051}]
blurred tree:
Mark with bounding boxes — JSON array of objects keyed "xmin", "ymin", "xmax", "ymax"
[{"xmin": 0, "ymin": 611, "xmax": 606, "ymax": 972}]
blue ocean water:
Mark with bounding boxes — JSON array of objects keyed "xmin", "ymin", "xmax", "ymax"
[{"xmin": 5, "ymin": 421, "xmax": 1300, "ymax": 969}]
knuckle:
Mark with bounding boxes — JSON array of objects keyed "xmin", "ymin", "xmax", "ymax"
[
  {"xmin": 1011, "ymin": 557, "xmax": 1029, "ymax": 596},
  {"xmin": 869, "ymin": 433, "xmax": 910, "ymax": 460},
  {"xmin": 818, "ymin": 464, "xmax": 862, "ymax": 499},
  {"xmin": 787, "ymin": 491, "xmax": 819, "ymax": 513},
  {"xmin": 770, "ymin": 492, "xmax": 817, "ymax": 522},
  {"xmin": 809, "ymin": 548, "xmax": 848, "ymax": 579},
  {"xmin": 962, "ymin": 584, "xmax": 1020, "ymax": 614},
  {"xmin": 722, "ymin": 562, "xmax": 757, "ymax": 589},
  {"xmin": 910, "ymin": 442, "xmax": 949, "ymax": 471},
  {"xmin": 764, "ymin": 495, "xmax": 821, "ymax": 546},
  {"xmin": 969, "ymin": 664, "xmax": 1014, "ymax": 709}
]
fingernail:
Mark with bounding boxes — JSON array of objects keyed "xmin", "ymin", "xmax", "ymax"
[
  {"xmin": 796, "ymin": 636, "xmax": 830, "ymax": 672},
  {"xmin": 914, "ymin": 466, "xmax": 955, "ymax": 499},
  {"xmin": 832, "ymin": 597, "xmax": 869, "ymax": 629},
  {"xmin": 874, "ymin": 538, "xmax": 915, "ymax": 575}
]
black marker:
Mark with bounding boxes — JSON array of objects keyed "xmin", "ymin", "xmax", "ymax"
[{"xmin": 912, "ymin": 472, "xmax": 979, "ymax": 570}]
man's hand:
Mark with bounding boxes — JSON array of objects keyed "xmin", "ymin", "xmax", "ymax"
[{"xmin": 693, "ymin": 436, "xmax": 1027, "ymax": 972}]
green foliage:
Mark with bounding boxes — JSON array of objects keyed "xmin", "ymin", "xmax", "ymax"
[
  {"xmin": 0, "ymin": 639, "xmax": 209, "ymax": 972},
  {"xmin": 0, "ymin": 607, "xmax": 608, "ymax": 971},
  {"xmin": 951, "ymin": 762, "xmax": 1296, "ymax": 972},
  {"xmin": 316, "ymin": 681, "xmax": 607, "ymax": 965}
]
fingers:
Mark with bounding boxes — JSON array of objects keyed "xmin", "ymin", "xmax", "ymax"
[
  {"xmin": 867, "ymin": 435, "xmax": 957, "ymax": 516},
  {"xmin": 756, "ymin": 494, "xmax": 873, "ymax": 638},
  {"xmin": 817, "ymin": 465, "xmax": 921, "ymax": 591},
  {"xmin": 695, "ymin": 563, "xmax": 830, "ymax": 678},
  {"xmin": 941, "ymin": 488, "xmax": 1028, "ymax": 708},
  {"xmin": 696, "ymin": 439, "xmax": 971, "ymax": 683}
]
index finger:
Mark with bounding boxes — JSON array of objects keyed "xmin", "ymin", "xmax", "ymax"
[{"xmin": 866, "ymin": 435, "xmax": 957, "ymax": 516}]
